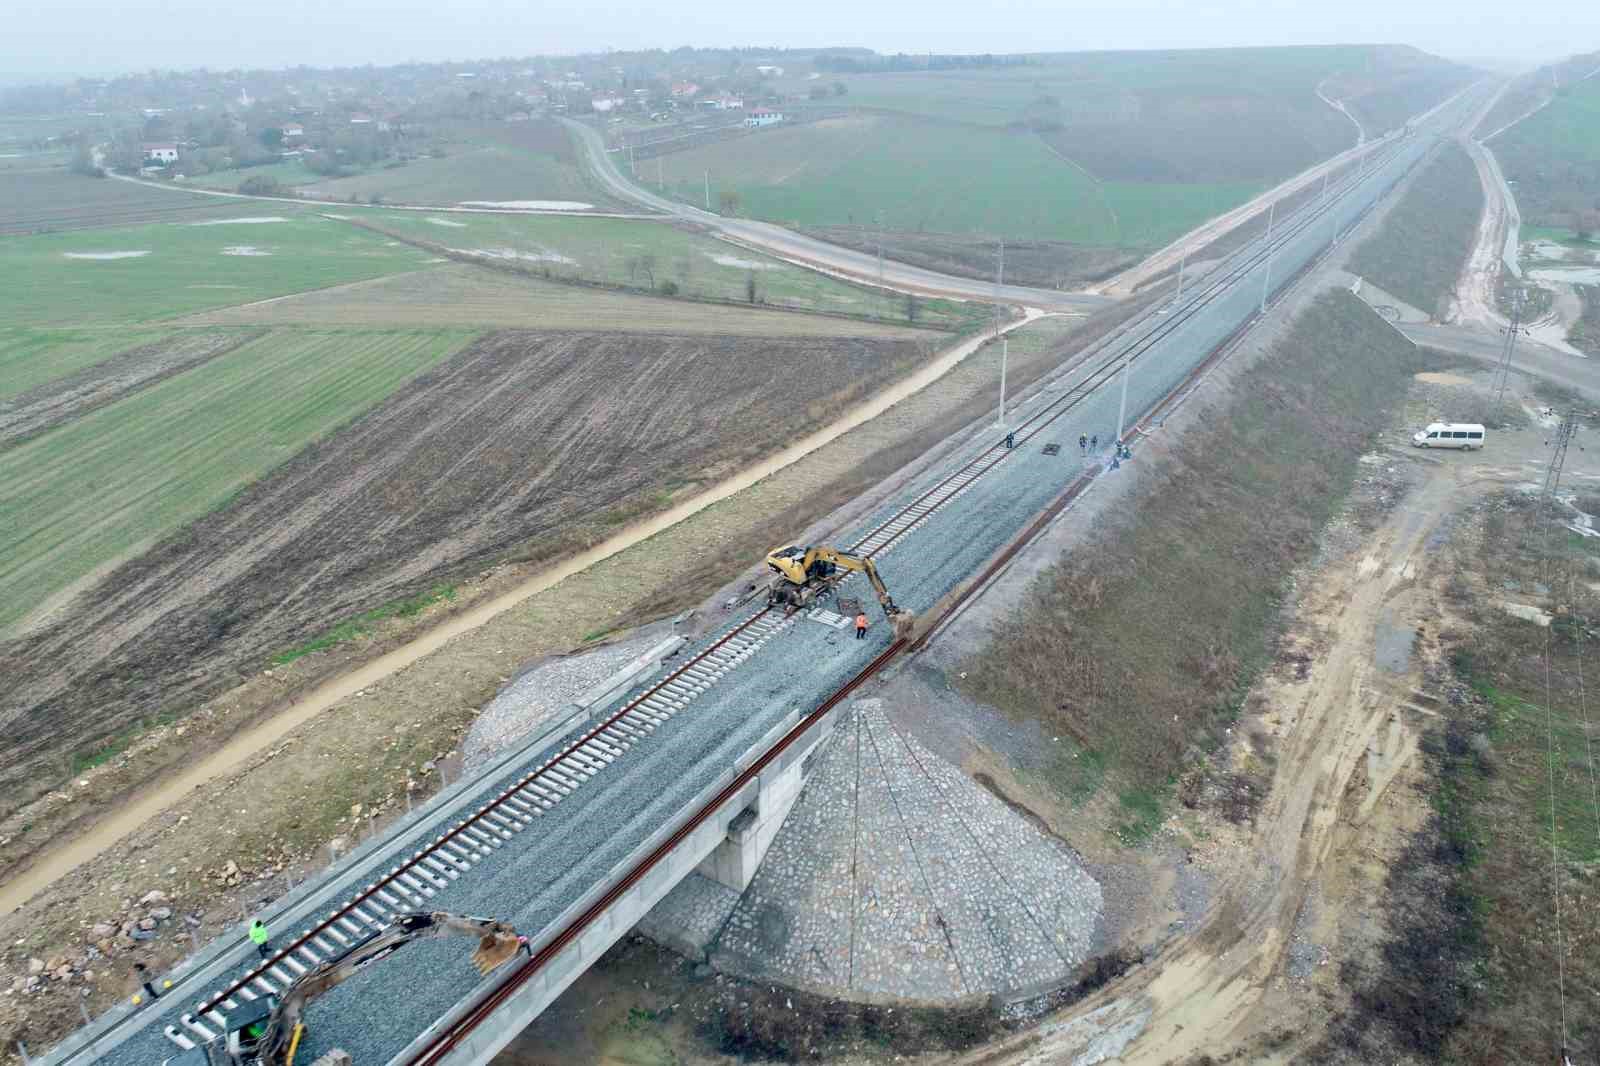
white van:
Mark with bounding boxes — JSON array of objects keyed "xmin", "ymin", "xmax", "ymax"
[{"xmin": 1412, "ymin": 422, "xmax": 1486, "ymax": 449}]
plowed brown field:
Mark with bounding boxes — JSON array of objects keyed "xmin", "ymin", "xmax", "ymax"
[{"xmin": 0, "ymin": 328, "xmax": 935, "ymax": 810}]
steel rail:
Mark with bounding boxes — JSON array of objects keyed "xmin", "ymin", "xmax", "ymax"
[
  {"xmin": 193, "ymin": 605, "xmax": 780, "ymax": 1019},
  {"xmin": 407, "ymin": 637, "xmax": 909, "ymax": 1066},
  {"xmin": 847, "ymin": 139, "xmax": 1400, "ymax": 561}
]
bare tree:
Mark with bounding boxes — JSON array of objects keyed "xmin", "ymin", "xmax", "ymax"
[
  {"xmin": 639, "ymin": 253, "xmax": 657, "ymax": 287},
  {"xmin": 718, "ymin": 189, "xmax": 742, "ymax": 216}
]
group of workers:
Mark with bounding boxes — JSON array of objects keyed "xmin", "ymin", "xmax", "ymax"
[{"xmin": 1000, "ymin": 430, "xmax": 1133, "ymax": 461}]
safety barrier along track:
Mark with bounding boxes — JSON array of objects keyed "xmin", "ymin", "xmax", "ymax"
[{"xmin": 401, "ymin": 127, "xmax": 1447, "ymax": 1066}]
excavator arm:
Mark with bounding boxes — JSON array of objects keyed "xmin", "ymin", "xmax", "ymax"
[
  {"xmin": 243, "ymin": 912, "xmax": 520, "ymax": 1065},
  {"xmin": 764, "ymin": 544, "xmax": 914, "ymax": 638}
]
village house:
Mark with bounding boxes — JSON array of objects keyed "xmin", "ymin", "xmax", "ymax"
[
  {"xmin": 142, "ymin": 142, "xmax": 179, "ymax": 164},
  {"xmin": 745, "ymin": 107, "xmax": 783, "ymax": 128},
  {"xmin": 281, "ymin": 123, "xmax": 305, "ymax": 140}
]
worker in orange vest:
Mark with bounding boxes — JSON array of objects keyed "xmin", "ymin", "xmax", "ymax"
[{"xmin": 855, "ymin": 612, "xmax": 869, "ymax": 640}]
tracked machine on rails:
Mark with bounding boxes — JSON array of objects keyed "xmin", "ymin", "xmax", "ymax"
[
  {"xmin": 162, "ymin": 912, "xmax": 522, "ymax": 1066},
  {"xmin": 764, "ymin": 544, "xmax": 915, "ymax": 639}
]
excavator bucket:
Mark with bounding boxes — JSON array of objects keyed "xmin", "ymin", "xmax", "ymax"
[
  {"xmin": 891, "ymin": 610, "xmax": 917, "ymax": 641},
  {"xmin": 471, "ymin": 931, "xmax": 521, "ymax": 975}
]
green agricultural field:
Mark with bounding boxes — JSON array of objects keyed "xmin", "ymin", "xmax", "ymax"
[
  {"xmin": 655, "ymin": 112, "xmax": 1257, "ymax": 249},
  {"xmin": 0, "ymin": 166, "xmax": 250, "ymax": 235},
  {"xmin": 1491, "ymin": 74, "xmax": 1600, "ymax": 230},
  {"xmin": 0, "ymin": 327, "xmax": 474, "ymax": 632},
  {"xmin": 0, "ymin": 212, "xmax": 434, "ymax": 326},
  {"xmin": 0, "ymin": 326, "xmax": 171, "ymax": 399},
  {"xmin": 183, "ymin": 118, "xmax": 621, "ymax": 209},
  {"xmin": 296, "ymin": 145, "xmax": 602, "ymax": 206},
  {"xmin": 648, "ymin": 46, "xmax": 1466, "ymax": 258},
  {"xmin": 359, "ymin": 210, "xmax": 981, "ymax": 329},
  {"xmin": 183, "ymin": 160, "xmax": 322, "ymax": 192}
]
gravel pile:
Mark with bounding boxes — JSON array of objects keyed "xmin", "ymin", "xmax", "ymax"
[
  {"xmin": 462, "ymin": 635, "xmax": 665, "ymax": 772},
  {"xmin": 711, "ymin": 699, "xmax": 1102, "ymax": 1000}
]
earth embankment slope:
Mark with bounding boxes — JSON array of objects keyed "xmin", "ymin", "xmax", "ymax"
[{"xmin": 957, "ymin": 289, "xmax": 1419, "ymax": 833}]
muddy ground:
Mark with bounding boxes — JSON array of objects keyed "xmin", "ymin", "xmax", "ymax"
[{"xmin": 0, "ymin": 328, "xmax": 935, "ymax": 813}]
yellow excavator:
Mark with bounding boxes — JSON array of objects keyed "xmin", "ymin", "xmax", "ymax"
[
  {"xmin": 765, "ymin": 544, "xmax": 915, "ymax": 639},
  {"xmin": 165, "ymin": 912, "xmax": 522, "ymax": 1066}
]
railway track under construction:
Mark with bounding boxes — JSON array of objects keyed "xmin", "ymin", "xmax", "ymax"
[{"xmin": 49, "ymin": 85, "xmax": 1484, "ymax": 1066}]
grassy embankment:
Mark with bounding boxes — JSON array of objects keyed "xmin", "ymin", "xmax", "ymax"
[
  {"xmin": 1440, "ymin": 497, "xmax": 1600, "ymax": 1063},
  {"xmin": 1490, "ymin": 70, "xmax": 1600, "ymax": 235},
  {"xmin": 961, "ymin": 289, "xmax": 1418, "ymax": 839},
  {"xmin": 1347, "ymin": 143, "xmax": 1483, "ymax": 319}
]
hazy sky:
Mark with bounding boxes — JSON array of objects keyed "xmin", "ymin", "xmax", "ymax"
[{"xmin": 4, "ymin": 0, "xmax": 1597, "ymax": 77}]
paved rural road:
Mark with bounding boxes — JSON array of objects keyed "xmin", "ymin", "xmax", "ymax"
[
  {"xmin": 1402, "ymin": 322, "xmax": 1600, "ymax": 401},
  {"xmin": 562, "ymin": 118, "xmax": 1113, "ymax": 314}
]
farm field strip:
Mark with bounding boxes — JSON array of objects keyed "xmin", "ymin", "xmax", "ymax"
[
  {"xmin": 0, "ymin": 327, "xmax": 937, "ymax": 805},
  {"xmin": 0, "ymin": 328, "xmax": 476, "ymax": 634},
  {"xmin": 178, "ymin": 263, "xmax": 948, "ymax": 339},
  {"xmin": 0, "ymin": 329, "xmax": 265, "ymax": 450},
  {"xmin": 0, "ymin": 326, "xmax": 172, "ymax": 400},
  {"xmin": 0, "ymin": 213, "xmax": 435, "ymax": 327},
  {"xmin": 0, "ymin": 170, "xmax": 257, "ymax": 235},
  {"xmin": 347, "ymin": 211, "xmax": 978, "ymax": 329}
]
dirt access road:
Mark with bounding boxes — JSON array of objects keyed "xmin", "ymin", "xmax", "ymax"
[{"xmin": 954, "ymin": 390, "xmax": 1596, "ymax": 1064}]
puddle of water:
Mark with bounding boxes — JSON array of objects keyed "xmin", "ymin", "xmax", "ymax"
[
  {"xmin": 1374, "ymin": 617, "xmax": 1416, "ymax": 674},
  {"xmin": 1529, "ymin": 265, "xmax": 1600, "ymax": 284},
  {"xmin": 1501, "ymin": 602, "xmax": 1553, "ymax": 626}
]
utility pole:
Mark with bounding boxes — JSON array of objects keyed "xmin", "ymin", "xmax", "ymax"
[
  {"xmin": 995, "ymin": 238, "xmax": 1007, "ymax": 428},
  {"xmin": 1494, "ymin": 290, "xmax": 1529, "ymax": 411},
  {"xmin": 1162, "ymin": 251, "xmax": 1186, "ymax": 313},
  {"xmin": 704, "ymin": 170, "xmax": 710, "ymax": 210},
  {"xmin": 875, "ymin": 209, "xmax": 885, "ymax": 289},
  {"xmin": 657, "ymin": 155, "xmax": 663, "ymax": 189},
  {"xmin": 1259, "ymin": 200, "xmax": 1276, "ymax": 313},
  {"xmin": 1320, "ymin": 167, "xmax": 1331, "ymax": 206},
  {"xmin": 1116, "ymin": 351, "xmax": 1132, "ymax": 448}
]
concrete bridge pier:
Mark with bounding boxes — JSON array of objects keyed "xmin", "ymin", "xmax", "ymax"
[
  {"xmin": 406, "ymin": 706, "xmax": 838, "ymax": 1065},
  {"xmin": 696, "ymin": 712, "xmax": 827, "ymax": 891}
]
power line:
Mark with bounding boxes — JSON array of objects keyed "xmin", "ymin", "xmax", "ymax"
[{"xmin": 1536, "ymin": 412, "xmax": 1576, "ymax": 1059}]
